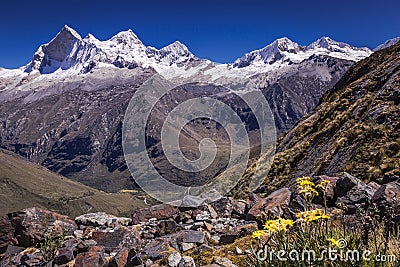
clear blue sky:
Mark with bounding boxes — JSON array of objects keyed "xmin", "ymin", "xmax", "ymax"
[{"xmin": 1, "ymin": 0, "xmax": 399, "ymax": 68}]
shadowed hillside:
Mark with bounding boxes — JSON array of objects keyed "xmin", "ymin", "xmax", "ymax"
[{"xmin": 0, "ymin": 149, "xmax": 146, "ymax": 217}]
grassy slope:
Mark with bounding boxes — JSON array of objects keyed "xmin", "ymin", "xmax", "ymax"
[
  {"xmin": 0, "ymin": 148, "xmax": 146, "ymax": 218},
  {"xmin": 260, "ymin": 42, "xmax": 400, "ymax": 193}
]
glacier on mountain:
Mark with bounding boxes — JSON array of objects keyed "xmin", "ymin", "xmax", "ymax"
[{"xmin": 1, "ymin": 25, "xmax": 398, "ymax": 100}]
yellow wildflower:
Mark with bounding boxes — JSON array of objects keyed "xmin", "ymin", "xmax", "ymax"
[
  {"xmin": 296, "ymin": 177, "xmax": 313, "ymax": 185},
  {"xmin": 296, "ymin": 213, "xmax": 308, "ymax": 222},
  {"xmin": 321, "ymin": 214, "xmax": 330, "ymax": 219},
  {"xmin": 327, "ymin": 238, "xmax": 339, "ymax": 247},
  {"xmin": 296, "ymin": 209, "xmax": 330, "ymax": 222},
  {"xmin": 312, "ymin": 209, "xmax": 330, "ymax": 219},
  {"xmin": 264, "ymin": 220, "xmax": 279, "ymax": 232},
  {"xmin": 317, "ymin": 180, "xmax": 331, "ymax": 188},
  {"xmin": 304, "ymin": 213, "xmax": 320, "ymax": 222},
  {"xmin": 313, "ymin": 209, "xmax": 329, "ymax": 220},
  {"xmin": 299, "ymin": 180, "xmax": 314, "ymax": 186},
  {"xmin": 278, "ymin": 218, "xmax": 295, "ymax": 232},
  {"xmin": 296, "ymin": 176, "xmax": 319, "ymax": 199},
  {"xmin": 299, "ymin": 188, "xmax": 319, "ymax": 196},
  {"xmin": 252, "ymin": 230, "xmax": 266, "ymax": 239},
  {"xmin": 310, "ymin": 188, "xmax": 319, "ymax": 196},
  {"xmin": 263, "ymin": 218, "xmax": 295, "ymax": 233}
]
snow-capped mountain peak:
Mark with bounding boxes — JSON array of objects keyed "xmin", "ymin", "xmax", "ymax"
[
  {"xmin": 145, "ymin": 40, "xmax": 197, "ymax": 66},
  {"xmin": 59, "ymin": 25, "xmax": 82, "ymax": 41},
  {"xmin": 271, "ymin": 37, "xmax": 303, "ymax": 53},
  {"xmin": 22, "ymin": 26, "xmax": 199, "ymax": 75},
  {"xmin": 25, "ymin": 25, "xmax": 84, "ymax": 73},
  {"xmin": 306, "ymin": 36, "xmax": 371, "ymax": 60},
  {"xmin": 110, "ymin": 29, "xmax": 143, "ymax": 46},
  {"xmin": 307, "ymin": 36, "xmax": 368, "ymax": 51},
  {"xmin": 161, "ymin": 41, "xmax": 189, "ymax": 53},
  {"xmin": 233, "ymin": 36, "xmax": 372, "ymax": 69},
  {"xmin": 307, "ymin": 36, "xmax": 338, "ymax": 49},
  {"xmin": 83, "ymin": 33, "xmax": 99, "ymax": 42},
  {"xmin": 232, "ymin": 37, "xmax": 303, "ymax": 68},
  {"xmin": 1, "ymin": 27, "xmax": 377, "ymax": 87}
]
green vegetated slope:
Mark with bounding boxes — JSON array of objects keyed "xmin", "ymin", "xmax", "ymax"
[
  {"xmin": 0, "ymin": 149, "xmax": 146, "ymax": 217},
  {"xmin": 260, "ymin": 42, "xmax": 400, "ymax": 193}
]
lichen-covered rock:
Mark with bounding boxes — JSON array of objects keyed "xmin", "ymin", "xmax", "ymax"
[
  {"xmin": 91, "ymin": 227, "xmax": 140, "ymax": 252},
  {"xmin": 54, "ymin": 247, "xmax": 75, "ymax": 265},
  {"xmin": 131, "ymin": 204, "xmax": 178, "ymax": 224},
  {"xmin": 335, "ymin": 173, "xmax": 379, "ymax": 213},
  {"xmin": 181, "ymin": 242, "xmax": 195, "ymax": 252},
  {"xmin": 231, "ymin": 199, "xmax": 247, "ymax": 219},
  {"xmin": 210, "ymin": 197, "xmax": 233, "ymax": 218},
  {"xmin": 108, "ymin": 247, "xmax": 141, "ymax": 267},
  {"xmin": 246, "ymin": 188, "xmax": 291, "ymax": 221},
  {"xmin": 371, "ymin": 181, "xmax": 400, "ymax": 222},
  {"xmin": 168, "ymin": 251, "xmax": 182, "ymax": 267},
  {"xmin": 74, "ymin": 250, "xmax": 106, "ymax": 267},
  {"xmin": 142, "ymin": 238, "xmax": 171, "ymax": 260},
  {"xmin": 0, "ymin": 207, "xmax": 76, "ymax": 253},
  {"xmin": 156, "ymin": 219, "xmax": 181, "ymax": 236},
  {"xmin": 75, "ymin": 212, "xmax": 132, "ymax": 227},
  {"xmin": 174, "ymin": 230, "xmax": 206, "ymax": 244},
  {"xmin": 178, "ymin": 256, "xmax": 195, "ymax": 267},
  {"xmin": 212, "ymin": 256, "xmax": 238, "ymax": 267}
]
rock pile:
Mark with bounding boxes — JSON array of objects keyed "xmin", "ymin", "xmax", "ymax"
[
  {"xmin": 0, "ymin": 173, "xmax": 398, "ymax": 266},
  {"xmin": 0, "ymin": 197, "xmax": 256, "ymax": 267}
]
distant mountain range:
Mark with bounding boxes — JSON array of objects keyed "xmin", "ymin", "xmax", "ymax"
[
  {"xmin": 0, "ymin": 26, "xmax": 398, "ymax": 192},
  {"xmin": 2, "ymin": 25, "xmax": 395, "ymax": 76},
  {"xmin": 0, "ymin": 25, "xmax": 397, "ymax": 82}
]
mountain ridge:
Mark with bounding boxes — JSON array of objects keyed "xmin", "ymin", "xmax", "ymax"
[
  {"xmin": 0, "ymin": 25, "xmax": 382, "ymax": 105},
  {"xmin": 23, "ymin": 25, "xmax": 198, "ymax": 76},
  {"xmin": 1, "ymin": 26, "xmax": 398, "ymax": 83},
  {"xmin": 233, "ymin": 36, "xmax": 371, "ymax": 68},
  {"xmin": 1, "ymin": 25, "xmax": 380, "ymax": 79}
]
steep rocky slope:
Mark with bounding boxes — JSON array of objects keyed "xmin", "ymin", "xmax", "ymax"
[
  {"xmin": 255, "ymin": 54, "xmax": 354, "ymax": 133},
  {"xmin": 260, "ymin": 42, "xmax": 400, "ymax": 193},
  {"xmin": 0, "ymin": 149, "xmax": 146, "ymax": 217}
]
